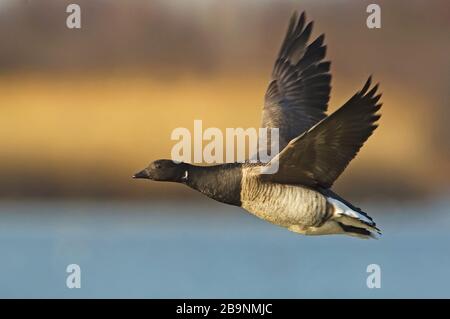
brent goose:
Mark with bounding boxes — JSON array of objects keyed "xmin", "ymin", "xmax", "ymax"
[{"xmin": 134, "ymin": 12, "xmax": 382, "ymax": 239}]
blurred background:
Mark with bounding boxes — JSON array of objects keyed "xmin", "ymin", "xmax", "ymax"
[{"xmin": 0, "ymin": 0, "xmax": 449, "ymax": 298}]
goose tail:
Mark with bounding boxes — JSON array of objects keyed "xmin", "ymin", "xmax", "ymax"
[{"xmin": 327, "ymin": 197, "xmax": 381, "ymax": 239}]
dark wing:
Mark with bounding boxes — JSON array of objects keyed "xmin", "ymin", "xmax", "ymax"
[
  {"xmin": 261, "ymin": 11, "xmax": 331, "ymax": 153},
  {"xmin": 261, "ymin": 77, "xmax": 382, "ymax": 188}
]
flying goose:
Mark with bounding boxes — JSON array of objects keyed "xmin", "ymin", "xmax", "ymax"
[{"xmin": 134, "ymin": 12, "xmax": 382, "ymax": 239}]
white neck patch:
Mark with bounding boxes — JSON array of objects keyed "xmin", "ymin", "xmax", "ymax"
[{"xmin": 182, "ymin": 170, "xmax": 188, "ymax": 181}]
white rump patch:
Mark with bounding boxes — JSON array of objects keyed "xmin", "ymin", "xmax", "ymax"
[{"xmin": 327, "ymin": 197, "xmax": 373, "ymax": 225}]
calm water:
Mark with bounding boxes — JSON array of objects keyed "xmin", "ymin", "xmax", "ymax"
[{"xmin": 0, "ymin": 198, "xmax": 449, "ymax": 298}]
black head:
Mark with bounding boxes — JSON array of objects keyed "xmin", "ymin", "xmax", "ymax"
[{"xmin": 133, "ymin": 159, "xmax": 189, "ymax": 182}]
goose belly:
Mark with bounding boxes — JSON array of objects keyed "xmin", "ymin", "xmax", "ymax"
[{"xmin": 240, "ymin": 180, "xmax": 329, "ymax": 228}]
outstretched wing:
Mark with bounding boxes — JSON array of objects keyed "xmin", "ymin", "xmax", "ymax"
[
  {"xmin": 262, "ymin": 77, "xmax": 382, "ymax": 188},
  {"xmin": 261, "ymin": 11, "xmax": 331, "ymax": 153}
]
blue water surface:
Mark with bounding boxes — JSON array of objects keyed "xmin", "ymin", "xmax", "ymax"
[{"xmin": 0, "ymin": 198, "xmax": 449, "ymax": 298}]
